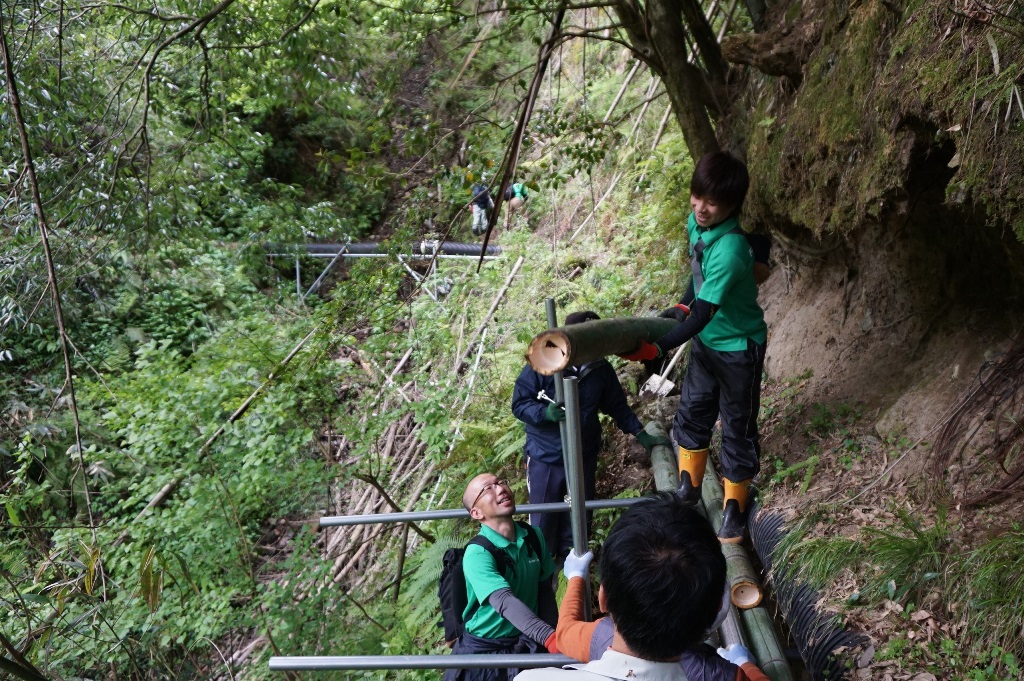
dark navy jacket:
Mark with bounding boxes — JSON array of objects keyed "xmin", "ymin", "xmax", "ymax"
[{"xmin": 511, "ymin": 360, "xmax": 643, "ymax": 465}]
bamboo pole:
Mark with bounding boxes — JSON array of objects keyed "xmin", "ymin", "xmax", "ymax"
[
  {"xmin": 569, "ymin": 170, "xmax": 622, "ymax": 240},
  {"xmin": 646, "ymin": 421, "xmax": 678, "ymax": 492},
  {"xmin": 722, "ymin": 543, "xmax": 763, "ymax": 608},
  {"xmin": 701, "ymin": 471, "xmax": 762, "ymax": 609},
  {"xmin": 702, "ymin": 473, "xmax": 791, "ymax": 679},
  {"xmin": 603, "ymin": 61, "xmax": 642, "ymax": 122},
  {"xmin": 741, "ymin": 607, "xmax": 795, "ymax": 681},
  {"xmin": 526, "ymin": 317, "xmax": 678, "ymax": 375},
  {"xmin": 454, "ymin": 255, "xmax": 525, "ymax": 373}
]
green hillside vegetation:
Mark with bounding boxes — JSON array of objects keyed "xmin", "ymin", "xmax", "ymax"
[{"xmin": 3, "ymin": 0, "xmax": 1024, "ymax": 679}]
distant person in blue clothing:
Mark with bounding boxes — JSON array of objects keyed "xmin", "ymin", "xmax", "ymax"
[
  {"xmin": 511, "ymin": 311, "xmax": 670, "ymax": 558},
  {"xmin": 469, "ymin": 181, "xmax": 495, "ymax": 236}
]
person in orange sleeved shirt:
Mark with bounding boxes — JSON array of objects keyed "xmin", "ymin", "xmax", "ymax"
[{"xmin": 553, "ymin": 529, "xmax": 770, "ymax": 680}]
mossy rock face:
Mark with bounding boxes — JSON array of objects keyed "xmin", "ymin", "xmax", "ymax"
[{"xmin": 742, "ymin": 0, "xmax": 1024, "ymax": 244}]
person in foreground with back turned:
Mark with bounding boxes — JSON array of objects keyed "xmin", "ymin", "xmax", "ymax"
[
  {"xmin": 445, "ymin": 473, "xmax": 559, "ymax": 681},
  {"xmin": 514, "ymin": 493, "xmax": 767, "ymax": 680}
]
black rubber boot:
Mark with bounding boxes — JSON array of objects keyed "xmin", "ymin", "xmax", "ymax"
[
  {"xmin": 676, "ymin": 470, "xmax": 702, "ymax": 506},
  {"xmin": 718, "ymin": 498, "xmax": 748, "ymax": 544}
]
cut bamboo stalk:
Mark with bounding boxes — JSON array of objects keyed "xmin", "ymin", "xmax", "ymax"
[
  {"xmin": 526, "ymin": 317, "xmax": 678, "ymax": 375},
  {"xmin": 325, "ymin": 487, "xmax": 373, "ymax": 555},
  {"xmin": 701, "ymin": 471, "xmax": 763, "ymax": 609},
  {"xmin": 722, "ymin": 542, "xmax": 764, "ymax": 609},
  {"xmin": 569, "ymin": 171, "xmax": 623, "ymax": 240},
  {"xmin": 701, "ymin": 464, "xmax": 725, "ymax": 529},
  {"xmin": 719, "ymin": 605, "xmax": 749, "ymax": 651},
  {"xmin": 454, "ymin": 255, "xmax": 525, "ymax": 373},
  {"xmin": 646, "ymin": 421, "xmax": 678, "ymax": 492},
  {"xmin": 741, "ymin": 606, "xmax": 795, "ymax": 681},
  {"xmin": 603, "ymin": 61, "xmax": 642, "ymax": 122}
]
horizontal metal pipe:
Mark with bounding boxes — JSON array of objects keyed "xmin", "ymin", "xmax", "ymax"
[
  {"xmin": 319, "ymin": 497, "xmax": 643, "ymax": 527},
  {"xmin": 269, "ymin": 654, "xmax": 575, "ymax": 671},
  {"xmin": 267, "ymin": 253, "xmax": 500, "ymax": 261},
  {"xmin": 268, "ymin": 241, "xmax": 502, "ymax": 256}
]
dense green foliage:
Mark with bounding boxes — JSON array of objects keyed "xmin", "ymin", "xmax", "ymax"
[
  {"xmin": 1, "ymin": 0, "xmax": 688, "ymax": 677},
  {"xmin": 5, "ymin": 0, "xmax": 1024, "ymax": 679}
]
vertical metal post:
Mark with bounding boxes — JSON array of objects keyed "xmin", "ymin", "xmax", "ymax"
[
  {"xmin": 544, "ymin": 299, "xmax": 570, "ymax": 507},
  {"xmin": 295, "ymin": 255, "xmax": 302, "ymax": 298},
  {"xmin": 562, "ymin": 376, "xmax": 592, "ymax": 621},
  {"xmin": 544, "ymin": 299, "xmax": 591, "ymax": 619}
]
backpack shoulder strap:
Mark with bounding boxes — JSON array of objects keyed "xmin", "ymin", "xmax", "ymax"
[
  {"xmin": 693, "ymin": 225, "xmax": 746, "ymax": 263},
  {"xmin": 468, "ymin": 534, "xmax": 504, "ymax": 567},
  {"xmin": 515, "ymin": 520, "xmax": 543, "ymax": 560}
]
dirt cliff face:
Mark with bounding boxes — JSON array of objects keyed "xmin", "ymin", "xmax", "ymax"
[
  {"xmin": 739, "ymin": 1, "xmax": 1024, "ymax": 241},
  {"xmin": 731, "ymin": 0, "xmax": 1024, "ymax": 475}
]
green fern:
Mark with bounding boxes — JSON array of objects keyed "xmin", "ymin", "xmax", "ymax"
[
  {"xmin": 400, "ymin": 529, "xmax": 476, "ymax": 642},
  {"xmin": 103, "ymin": 336, "xmax": 132, "ymax": 372}
]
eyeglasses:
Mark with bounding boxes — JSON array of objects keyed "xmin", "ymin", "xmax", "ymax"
[{"xmin": 471, "ymin": 479, "xmax": 511, "ymax": 507}]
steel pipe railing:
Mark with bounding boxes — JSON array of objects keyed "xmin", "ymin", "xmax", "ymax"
[
  {"xmin": 319, "ymin": 497, "xmax": 642, "ymax": 527},
  {"xmin": 269, "ymin": 654, "xmax": 575, "ymax": 671},
  {"xmin": 268, "ymin": 252, "xmax": 500, "ymax": 261}
]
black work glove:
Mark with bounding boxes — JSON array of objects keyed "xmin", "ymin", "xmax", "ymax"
[
  {"xmin": 635, "ymin": 430, "xmax": 672, "ymax": 453},
  {"xmin": 658, "ymin": 303, "xmax": 690, "ymax": 323},
  {"xmin": 544, "ymin": 402, "xmax": 566, "ymax": 422}
]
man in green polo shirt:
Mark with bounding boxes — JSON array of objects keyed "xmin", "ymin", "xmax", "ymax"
[
  {"xmin": 619, "ymin": 151, "xmax": 767, "ymax": 544},
  {"xmin": 444, "ymin": 473, "xmax": 558, "ymax": 681}
]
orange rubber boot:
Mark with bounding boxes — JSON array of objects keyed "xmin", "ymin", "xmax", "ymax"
[
  {"xmin": 719, "ymin": 478, "xmax": 751, "ymax": 544},
  {"xmin": 677, "ymin": 447, "xmax": 708, "ymax": 505}
]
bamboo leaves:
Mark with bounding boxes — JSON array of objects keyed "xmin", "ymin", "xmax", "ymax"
[{"xmin": 139, "ymin": 546, "xmax": 163, "ymax": 612}]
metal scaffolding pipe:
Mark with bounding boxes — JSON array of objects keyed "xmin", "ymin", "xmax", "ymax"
[
  {"xmin": 269, "ymin": 654, "xmax": 574, "ymax": 671},
  {"xmin": 544, "ymin": 299, "xmax": 570, "ymax": 478},
  {"xmin": 275, "ymin": 241, "xmax": 503, "ymax": 256},
  {"xmin": 319, "ymin": 498, "xmax": 643, "ymax": 527},
  {"xmin": 562, "ymin": 376, "xmax": 592, "ymax": 621},
  {"xmin": 268, "ymin": 253, "xmax": 500, "ymax": 261}
]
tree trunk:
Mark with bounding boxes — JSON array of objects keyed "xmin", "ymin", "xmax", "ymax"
[
  {"xmin": 679, "ymin": 0, "xmax": 729, "ymax": 83},
  {"xmin": 745, "ymin": 0, "xmax": 767, "ymax": 32},
  {"xmin": 614, "ymin": 0, "xmax": 722, "ymax": 159}
]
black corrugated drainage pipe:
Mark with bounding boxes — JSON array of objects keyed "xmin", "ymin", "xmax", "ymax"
[
  {"xmin": 748, "ymin": 502, "xmax": 871, "ymax": 680},
  {"xmin": 300, "ymin": 241, "xmax": 502, "ymax": 256}
]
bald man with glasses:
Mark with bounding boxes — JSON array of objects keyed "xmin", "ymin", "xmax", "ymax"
[{"xmin": 444, "ymin": 473, "xmax": 559, "ymax": 681}]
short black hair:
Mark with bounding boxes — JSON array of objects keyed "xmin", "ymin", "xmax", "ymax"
[
  {"xmin": 689, "ymin": 151, "xmax": 749, "ymax": 212},
  {"xmin": 600, "ymin": 493, "xmax": 726, "ymax": 660},
  {"xmin": 564, "ymin": 310, "xmax": 600, "ymax": 325}
]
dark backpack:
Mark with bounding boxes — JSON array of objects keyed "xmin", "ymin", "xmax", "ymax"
[{"xmin": 438, "ymin": 520, "xmax": 543, "ymax": 644}]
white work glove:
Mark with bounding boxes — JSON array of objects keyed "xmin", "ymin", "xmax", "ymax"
[
  {"xmin": 716, "ymin": 643, "xmax": 752, "ymax": 666},
  {"xmin": 563, "ymin": 550, "xmax": 593, "ymax": 580}
]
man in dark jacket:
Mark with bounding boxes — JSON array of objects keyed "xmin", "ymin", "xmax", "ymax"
[{"xmin": 511, "ymin": 311, "xmax": 669, "ymax": 557}]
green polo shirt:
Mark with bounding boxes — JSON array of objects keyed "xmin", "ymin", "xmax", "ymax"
[
  {"xmin": 688, "ymin": 213, "xmax": 768, "ymax": 351},
  {"xmin": 462, "ymin": 523, "xmax": 554, "ymax": 639}
]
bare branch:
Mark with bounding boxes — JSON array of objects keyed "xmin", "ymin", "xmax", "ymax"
[{"xmin": 0, "ymin": 1, "xmax": 96, "ymax": 535}]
